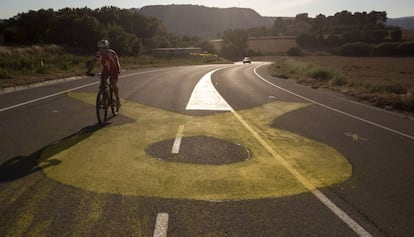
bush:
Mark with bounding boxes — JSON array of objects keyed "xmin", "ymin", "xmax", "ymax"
[
  {"xmin": 307, "ymin": 68, "xmax": 333, "ymax": 81},
  {"xmin": 375, "ymin": 42, "xmax": 400, "ymax": 56},
  {"xmin": 331, "ymin": 74, "xmax": 348, "ymax": 86},
  {"xmin": 0, "ymin": 68, "xmax": 11, "ymax": 79},
  {"xmin": 340, "ymin": 42, "xmax": 373, "ymax": 56},
  {"xmin": 287, "ymin": 47, "xmax": 304, "ymax": 56},
  {"xmin": 399, "ymin": 41, "xmax": 414, "ymax": 56}
]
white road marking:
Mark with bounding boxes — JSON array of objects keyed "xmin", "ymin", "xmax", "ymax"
[
  {"xmin": 345, "ymin": 132, "xmax": 369, "ymax": 142},
  {"xmin": 253, "ymin": 64, "xmax": 414, "ymax": 140},
  {"xmin": 153, "ymin": 213, "xmax": 169, "ymax": 237},
  {"xmin": 312, "ymin": 190, "xmax": 373, "ymax": 236},
  {"xmin": 191, "ymin": 66, "xmax": 373, "ymax": 237},
  {"xmin": 0, "ymin": 82, "xmax": 99, "ymax": 112},
  {"xmin": 172, "ymin": 125, "xmax": 185, "ymax": 154},
  {"xmin": 0, "ymin": 68, "xmax": 173, "ymax": 113},
  {"xmin": 185, "ymin": 67, "xmax": 233, "ymax": 111}
]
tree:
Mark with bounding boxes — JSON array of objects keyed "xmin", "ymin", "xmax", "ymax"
[
  {"xmin": 295, "ymin": 13, "xmax": 309, "ymax": 22},
  {"xmin": 297, "ymin": 10, "xmax": 394, "ymax": 48},
  {"xmin": 333, "ymin": 11, "xmax": 354, "ymax": 25},
  {"xmin": 220, "ymin": 29, "xmax": 249, "ymax": 60},
  {"xmin": 390, "ymin": 27, "xmax": 402, "ymax": 41},
  {"xmin": 197, "ymin": 40, "xmax": 216, "ymax": 53},
  {"xmin": 106, "ymin": 23, "xmax": 142, "ymax": 55},
  {"xmin": 272, "ymin": 17, "xmax": 287, "ymax": 36},
  {"xmin": 72, "ymin": 15, "xmax": 105, "ymax": 49},
  {"xmin": 0, "ymin": 7, "xmax": 189, "ymax": 55},
  {"xmin": 10, "ymin": 9, "xmax": 55, "ymax": 43}
]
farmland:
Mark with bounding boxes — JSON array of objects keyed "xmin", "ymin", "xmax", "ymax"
[{"xmin": 268, "ymin": 56, "xmax": 414, "ymax": 114}]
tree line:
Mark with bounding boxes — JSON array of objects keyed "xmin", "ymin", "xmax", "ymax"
[
  {"xmin": 295, "ymin": 11, "xmax": 403, "ymax": 47},
  {"xmin": 1, "ymin": 8, "xmax": 410, "ymax": 59},
  {"xmin": 0, "ymin": 6, "xmax": 205, "ymax": 55},
  {"xmin": 220, "ymin": 10, "xmax": 413, "ymax": 59}
]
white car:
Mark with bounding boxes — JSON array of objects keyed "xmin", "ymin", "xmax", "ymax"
[{"xmin": 243, "ymin": 57, "xmax": 251, "ymax": 64}]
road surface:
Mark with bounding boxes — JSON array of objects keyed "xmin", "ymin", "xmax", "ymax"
[{"xmin": 1, "ymin": 62, "xmax": 414, "ymax": 236}]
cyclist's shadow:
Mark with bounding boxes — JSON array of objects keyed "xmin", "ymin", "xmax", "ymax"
[{"xmin": 0, "ymin": 123, "xmax": 104, "ymax": 183}]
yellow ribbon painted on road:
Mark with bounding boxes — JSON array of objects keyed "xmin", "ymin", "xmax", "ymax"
[{"xmin": 39, "ymin": 92, "xmax": 351, "ymax": 201}]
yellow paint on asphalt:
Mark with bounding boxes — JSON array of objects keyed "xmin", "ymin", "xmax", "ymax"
[
  {"xmin": 38, "ymin": 92, "xmax": 352, "ymax": 201},
  {"xmin": 4, "ymin": 179, "xmax": 56, "ymax": 237},
  {"xmin": 72, "ymin": 195, "xmax": 107, "ymax": 237}
]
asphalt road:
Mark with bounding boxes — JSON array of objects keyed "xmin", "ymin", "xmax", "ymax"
[{"xmin": 0, "ymin": 62, "xmax": 413, "ymax": 236}]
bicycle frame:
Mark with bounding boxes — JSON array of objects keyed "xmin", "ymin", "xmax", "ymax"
[{"xmin": 96, "ymin": 75, "xmax": 118, "ymax": 124}]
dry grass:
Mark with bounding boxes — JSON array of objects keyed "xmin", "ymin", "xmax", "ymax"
[{"xmin": 269, "ymin": 56, "xmax": 414, "ymax": 113}]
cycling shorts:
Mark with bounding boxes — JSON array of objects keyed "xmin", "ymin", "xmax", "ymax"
[{"xmin": 101, "ymin": 73, "xmax": 119, "ymax": 83}]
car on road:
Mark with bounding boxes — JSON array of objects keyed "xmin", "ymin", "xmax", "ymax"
[{"xmin": 243, "ymin": 57, "xmax": 251, "ymax": 64}]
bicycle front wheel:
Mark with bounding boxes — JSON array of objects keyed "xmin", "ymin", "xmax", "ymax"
[
  {"xmin": 109, "ymin": 87, "xmax": 118, "ymax": 116},
  {"xmin": 96, "ymin": 89, "xmax": 108, "ymax": 124}
]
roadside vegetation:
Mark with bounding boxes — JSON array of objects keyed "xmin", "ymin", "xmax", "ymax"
[
  {"xmin": 265, "ymin": 11, "xmax": 414, "ymax": 114},
  {"xmin": 0, "ymin": 6, "xmax": 227, "ymax": 89},
  {"xmin": 268, "ymin": 56, "xmax": 414, "ymax": 113},
  {"xmin": 0, "ymin": 45, "xmax": 227, "ymax": 89}
]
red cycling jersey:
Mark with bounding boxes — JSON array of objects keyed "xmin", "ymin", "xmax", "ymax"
[{"xmin": 96, "ymin": 49, "xmax": 120, "ymax": 74}]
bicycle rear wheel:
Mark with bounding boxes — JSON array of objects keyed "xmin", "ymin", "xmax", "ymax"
[{"xmin": 96, "ymin": 89, "xmax": 109, "ymax": 124}]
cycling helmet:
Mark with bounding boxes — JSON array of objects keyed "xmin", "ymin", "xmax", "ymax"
[{"xmin": 97, "ymin": 39, "xmax": 109, "ymax": 48}]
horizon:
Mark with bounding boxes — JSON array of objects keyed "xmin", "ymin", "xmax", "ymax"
[{"xmin": 1, "ymin": 1, "xmax": 414, "ymax": 19}]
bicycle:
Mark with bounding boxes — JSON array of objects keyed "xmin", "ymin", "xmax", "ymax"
[{"xmin": 86, "ymin": 72, "xmax": 119, "ymax": 124}]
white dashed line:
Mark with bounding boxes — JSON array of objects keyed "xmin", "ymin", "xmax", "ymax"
[
  {"xmin": 153, "ymin": 213, "xmax": 169, "ymax": 237},
  {"xmin": 171, "ymin": 125, "xmax": 185, "ymax": 154}
]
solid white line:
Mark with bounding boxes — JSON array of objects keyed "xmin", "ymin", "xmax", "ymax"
[
  {"xmin": 312, "ymin": 190, "xmax": 373, "ymax": 237},
  {"xmin": 196, "ymin": 66, "xmax": 372, "ymax": 237},
  {"xmin": 171, "ymin": 125, "xmax": 185, "ymax": 154},
  {"xmin": 0, "ymin": 82, "xmax": 99, "ymax": 112},
  {"xmin": 253, "ymin": 64, "xmax": 414, "ymax": 140},
  {"xmin": 153, "ymin": 213, "xmax": 169, "ymax": 237},
  {"xmin": 0, "ymin": 68, "xmax": 174, "ymax": 113}
]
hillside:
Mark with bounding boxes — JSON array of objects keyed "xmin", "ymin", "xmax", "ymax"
[
  {"xmin": 138, "ymin": 5, "xmax": 273, "ymax": 37},
  {"xmin": 386, "ymin": 16, "xmax": 414, "ymax": 29}
]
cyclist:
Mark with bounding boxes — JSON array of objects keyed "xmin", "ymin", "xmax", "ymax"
[{"xmin": 87, "ymin": 39, "xmax": 121, "ymax": 107}]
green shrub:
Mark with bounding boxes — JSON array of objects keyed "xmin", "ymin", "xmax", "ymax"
[
  {"xmin": 383, "ymin": 84, "xmax": 408, "ymax": 94},
  {"xmin": 0, "ymin": 68, "xmax": 12, "ymax": 79},
  {"xmin": 368, "ymin": 83, "xmax": 408, "ymax": 94},
  {"xmin": 331, "ymin": 74, "xmax": 348, "ymax": 86},
  {"xmin": 307, "ymin": 68, "xmax": 333, "ymax": 81}
]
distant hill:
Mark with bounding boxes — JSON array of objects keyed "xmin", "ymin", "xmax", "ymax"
[
  {"xmin": 386, "ymin": 16, "xmax": 414, "ymax": 29},
  {"xmin": 138, "ymin": 5, "xmax": 273, "ymax": 37}
]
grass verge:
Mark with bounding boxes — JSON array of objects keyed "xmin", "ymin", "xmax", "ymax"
[
  {"xmin": 268, "ymin": 56, "xmax": 414, "ymax": 114},
  {"xmin": 0, "ymin": 45, "xmax": 229, "ymax": 89}
]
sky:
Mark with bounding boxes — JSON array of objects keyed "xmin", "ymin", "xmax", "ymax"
[{"xmin": 1, "ymin": 0, "xmax": 413, "ymax": 19}]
